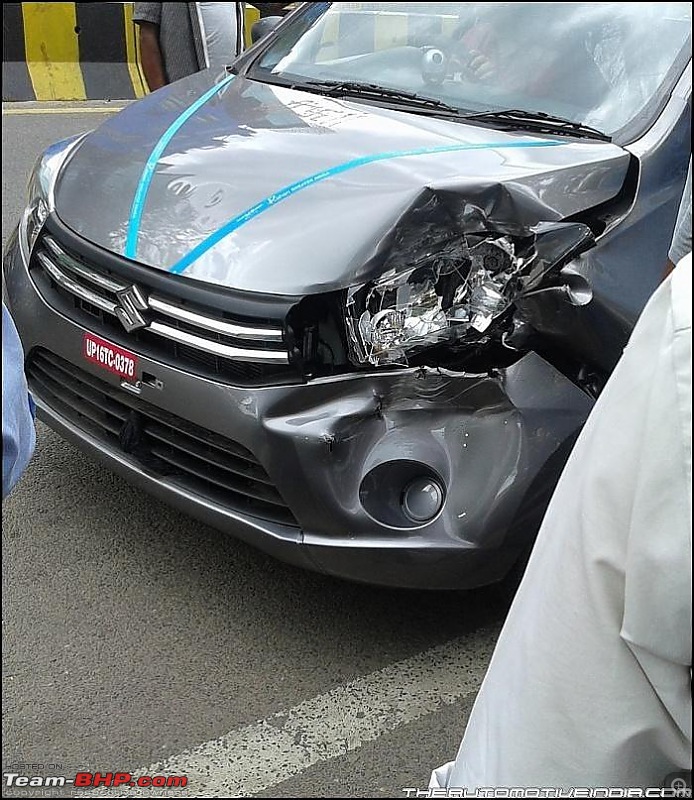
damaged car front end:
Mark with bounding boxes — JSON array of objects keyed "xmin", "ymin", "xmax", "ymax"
[{"xmin": 3, "ymin": 2, "xmax": 691, "ymax": 588}]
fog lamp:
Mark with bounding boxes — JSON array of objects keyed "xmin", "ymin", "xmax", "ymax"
[{"xmin": 401, "ymin": 478, "xmax": 444, "ymax": 523}]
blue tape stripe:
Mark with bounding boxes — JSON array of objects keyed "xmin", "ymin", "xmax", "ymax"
[
  {"xmin": 169, "ymin": 138, "xmax": 566, "ymax": 275},
  {"xmin": 125, "ymin": 74, "xmax": 235, "ymax": 259}
]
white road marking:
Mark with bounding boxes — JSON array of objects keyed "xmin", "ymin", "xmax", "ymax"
[
  {"xmin": 77, "ymin": 627, "xmax": 498, "ymax": 798},
  {"xmin": 2, "ymin": 107, "xmax": 127, "ymax": 116}
]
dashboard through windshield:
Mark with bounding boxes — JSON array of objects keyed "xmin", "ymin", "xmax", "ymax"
[{"xmin": 247, "ymin": 2, "xmax": 692, "ymax": 140}]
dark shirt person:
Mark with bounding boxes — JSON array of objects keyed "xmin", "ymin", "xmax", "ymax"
[
  {"xmin": 254, "ymin": 3, "xmax": 291, "ymax": 17},
  {"xmin": 134, "ymin": 3, "xmax": 245, "ymax": 91}
]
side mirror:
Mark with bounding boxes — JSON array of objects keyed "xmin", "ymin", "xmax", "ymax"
[{"xmin": 251, "ymin": 16, "xmax": 283, "ymax": 44}]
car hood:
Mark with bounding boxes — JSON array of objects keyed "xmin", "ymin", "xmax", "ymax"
[{"xmin": 55, "ymin": 70, "xmax": 630, "ymax": 296}]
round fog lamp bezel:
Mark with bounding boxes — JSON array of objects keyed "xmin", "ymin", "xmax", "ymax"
[{"xmin": 359, "ymin": 459, "xmax": 447, "ymax": 530}]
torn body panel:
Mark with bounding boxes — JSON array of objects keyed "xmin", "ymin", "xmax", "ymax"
[
  {"xmin": 261, "ymin": 353, "xmax": 593, "ymax": 544},
  {"xmin": 340, "ymin": 181, "xmax": 596, "ymax": 370},
  {"xmin": 259, "ymin": 351, "xmax": 593, "ymax": 587}
]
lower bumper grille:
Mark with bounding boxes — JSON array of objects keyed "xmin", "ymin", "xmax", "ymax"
[{"xmin": 27, "ymin": 349, "xmax": 298, "ymax": 527}]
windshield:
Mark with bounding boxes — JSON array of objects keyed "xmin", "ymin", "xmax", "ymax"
[{"xmin": 249, "ymin": 2, "xmax": 691, "ymax": 138}]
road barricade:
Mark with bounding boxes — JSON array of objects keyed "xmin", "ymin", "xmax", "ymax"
[{"xmin": 2, "ymin": 2, "xmax": 261, "ymax": 101}]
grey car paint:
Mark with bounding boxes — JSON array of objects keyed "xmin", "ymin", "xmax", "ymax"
[
  {"xmin": 1, "ymin": 257, "xmax": 593, "ymax": 588},
  {"xmin": 55, "ymin": 70, "xmax": 630, "ymax": 294},
  {"xmin": 3, "ymin": 8, "xmax": 691, "ymax": 589}
]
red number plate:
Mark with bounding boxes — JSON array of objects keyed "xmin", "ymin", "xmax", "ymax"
[{"xmin": 83, "ymin": 333, "xmax": 139, "ymax": 381}]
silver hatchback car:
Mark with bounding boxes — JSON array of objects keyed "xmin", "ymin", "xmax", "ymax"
[{"xmin": 4, "ymin": 2, "xmax": 691, "ymax": 588}]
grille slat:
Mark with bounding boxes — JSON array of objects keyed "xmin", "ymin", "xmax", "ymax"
[
  {"xmin": 132, "ymin": 405, "xmax": 260, "ymax": 464},
  {"xmin": 33, "ymin": 353, "xmax": 130, "ymax": 423},
  {"xmin": 27, "ymin": 349, "xmax": 298, "ymax": 527},
  {"xmin": 148, "ymin": 444, "xmax": 288, "ymax": 508},
  {"xmin": 145, "ymin": 422, "xmax": 275, "ymax": 487},
  {"xmin": 44, "ymin": 236, "xmax": 128, "ymax": 294},
  {"xmin": 37, "ymin": 251, "xmax": 118, "ymax": 316},
  {"xmin": 31, "ymin": 230, "xmax": 298, "ymax": 386},
  {"xmin": 29, "ymin": 367, "xmax": 124, "ymax": 437},
  {"xmin": 148, "ymin": 320, "xmax": 289, "ymax": 364},
  {"xmin": 148, "ymin": 295, "xmax": 284, "ymax": 342}
]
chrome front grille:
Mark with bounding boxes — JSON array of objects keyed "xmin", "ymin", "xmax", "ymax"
[
  {"xmin": 38, "ymin": 234, "xmax": 288, "ymax": 362},
  {"xmin": 30, "ymin": 225, "xmax": 300, "ymax": 386}
]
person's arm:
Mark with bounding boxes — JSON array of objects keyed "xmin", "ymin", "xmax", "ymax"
[
  {"xmin": 137, "ymin": 21, "xmax": 167, "ymax": 91},
  {"xmin": 458, "ymin": 24, "xmax": 500, "ymax": 83},
  {"xmin": 2, "ymin": 303, "xmax": 36, "ymax": 499},
  {"xmin": 133, "ymin": 4, "xmax": 167, "ymax": 91}
]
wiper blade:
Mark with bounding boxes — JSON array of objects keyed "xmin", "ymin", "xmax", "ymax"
[
  {"xmin": 300, "ymin": 79, "xmax": 463, "ymax": 114},
  {"xmin": 462, "ymin": 108, "xmax": 611, "ymax": 142}
]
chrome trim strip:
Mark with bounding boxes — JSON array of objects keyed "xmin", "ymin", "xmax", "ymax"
[
  {"xmin": 37, "ymin": 241, "xmax": 289, "ymax": 366},
  {"xmin": 37, "ymin": 252, "xmax": 118, "ymax": 316},
  {"xmin": 148, "ymin": 321, "xmax": 290, "ymax": 364},
  {"xmin": 148, "ymin": 295, "xmax": 284, "ymax": 342},
  {"xmin": 43, "ymin": 237, "xmax": 127, "ymax": 294}
]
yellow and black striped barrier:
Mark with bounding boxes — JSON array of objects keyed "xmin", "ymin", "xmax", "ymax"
[
  {"xmin": 3, "ymin": 2, "xmax": 148, "ymax": 101},
  {"xmin": 2, "ymin": 2, "xmax": 261, "ymax": 102},
  {"xmin": 3, "ymin": 3, "xmax": 458, "ymax": 102}
]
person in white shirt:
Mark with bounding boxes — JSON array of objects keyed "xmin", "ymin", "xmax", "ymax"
[
  {"xmin": 666, "ymin": 157, "xmax": 692, "ymax": 277},
  {"xmin": 430, "ymin": 243, "xmax": 692, "ymax": 788},
  {"xmin": 197, "ymin": 2, "xmax": 244, "ymax": 72}
]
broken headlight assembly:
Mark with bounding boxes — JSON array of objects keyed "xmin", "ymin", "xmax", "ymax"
[{"xmin": 345, "ymin": 222, "xmax": 595, "ymax": 367}]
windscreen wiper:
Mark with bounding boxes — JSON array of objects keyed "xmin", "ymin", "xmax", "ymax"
[
  {"xmin": 462, "ymin": 108, "xmax": 611, "ymax": 142},
  {"xmin": 300, "ymin": 79, "xmax": 464, "ymax": 114}
]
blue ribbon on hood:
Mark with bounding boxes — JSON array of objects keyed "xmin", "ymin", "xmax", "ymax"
[{"xmin": 124, "ymin": 74, "xmax": 567, "ymax": 275}]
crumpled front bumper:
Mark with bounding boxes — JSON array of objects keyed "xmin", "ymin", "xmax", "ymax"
[{"xmin": 3, "ymin": 229, "xmax": 594, "ymax": 589}]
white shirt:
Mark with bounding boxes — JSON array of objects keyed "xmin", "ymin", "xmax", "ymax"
[
  {"xmin": 432, "ymin": 256, "xmax": 692, "ymax": 789},
  {"xmin": 669, "ymin": 158, "xmax": 692, "ymax": 265},
  {"xmin": 197, "ymin": 2, "xmax": 244, "ymax": 70}
]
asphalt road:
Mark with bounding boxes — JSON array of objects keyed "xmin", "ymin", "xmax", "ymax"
[{"xmin": 1, "ymin": 102, "xmax": 509, "ymax": 799}]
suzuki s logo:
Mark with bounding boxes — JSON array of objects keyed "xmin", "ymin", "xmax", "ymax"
[{"xmin": 115, "ymin": 285, "xmax": 148, "ymax": 332}]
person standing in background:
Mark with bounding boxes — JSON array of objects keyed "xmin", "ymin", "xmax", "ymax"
[{"xmin": 134, "ymin": 3, "xmax": 246, "ymax": 92}]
